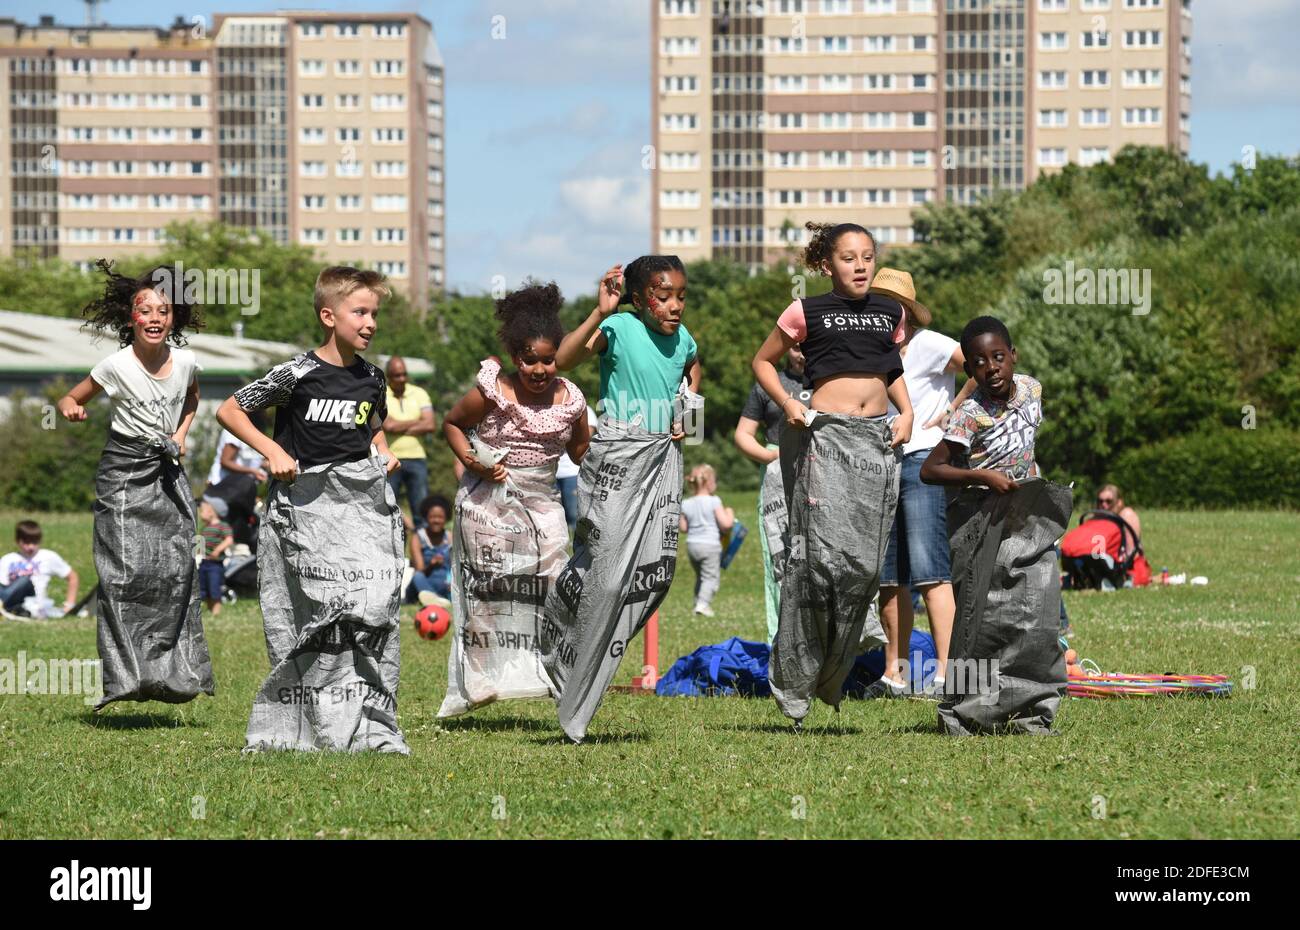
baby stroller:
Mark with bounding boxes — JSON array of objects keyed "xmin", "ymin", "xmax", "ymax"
[{"xmin": 1060, "ymin": 509, "xmax": 1151, "ymax": 590}]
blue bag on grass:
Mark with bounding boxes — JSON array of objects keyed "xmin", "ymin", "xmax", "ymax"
[{"xmin": 656, "ymin": 631, "xmax": 937, "ymax": 698}]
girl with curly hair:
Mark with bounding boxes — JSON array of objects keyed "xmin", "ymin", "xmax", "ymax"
[
  {"xmin": 55, "ymin": 260, "xmax": 215, "ymax": 710},
  {"xmin": 438, "ymin": 280, "xmax": 592, "ymax": 718},
  {"xmin": 750, "ymin": 223, "xmax": 915, "ymax": 728}
]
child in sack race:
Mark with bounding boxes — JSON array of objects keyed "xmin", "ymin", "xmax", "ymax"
[{"xmin": 217, "ymin": 266, "xmax": 408, "ymax": 753}]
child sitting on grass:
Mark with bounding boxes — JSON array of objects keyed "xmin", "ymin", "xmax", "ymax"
[
  {"xmin": 0, "ymin": 520, "xmax": 79, "ymax": 619},
  {"xmin": 680, "ymin": 464, "xmax": 735, "ymax": 617}
]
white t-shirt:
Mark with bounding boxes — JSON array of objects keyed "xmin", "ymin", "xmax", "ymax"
[
  {"xmin": 0, "ymin": 549, "xmax": 72, "ymax": 600},
  {"xmin": 887, "ymin": 329, "xmax": 960, "ymax": 455},
  {"xmin": 90, "ymin": 346, "xmax": 201, "ymax": 442},
  {"xmin": 206, "ymin": 429, "xmax": 265, "ymax": 485},
  {"xmin": 555, "ymin": 405, "xmax": 598, "ymax": 480},
  {"xmin": 681, "ymin": 494, "xmax": 722, "ymax": 547}
]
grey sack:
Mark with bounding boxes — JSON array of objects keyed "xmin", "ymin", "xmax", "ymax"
[
  {"xmin": 541, "ymin": 418, "xmax": 684, "ymax": 742},
  {"xmin": 770, "ymin": 413, "xmax": 898, "ymax": 722},
  {"xmin": 758, "ymin": 457, "xmax": 788, "ymax": 642},
  {"xmin": 245, "ymin": 453, "xmax": 409, "ymax": 753},
  {"xmin": 938, "ymin": 477, "xmax": 1072, "ymax": 736},
  {"xmin": 93, "ymin": 431, "xmax": 214, "ymax": 710}
]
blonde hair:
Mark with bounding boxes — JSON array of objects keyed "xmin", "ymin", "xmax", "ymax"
[
  {"xmin": 314, "ymin": 265, "xmax": 391, "ymax": 319},
  {"xmin": 687, "ymin": 464, "xmax": 716, "ymax": 493}
]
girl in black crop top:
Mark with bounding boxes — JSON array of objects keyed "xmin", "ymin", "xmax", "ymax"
[
  {"xmin": 750, "ymin": 222, "xmax": 916, "ymax": 727},
  {"xmin": 750, "ymin": 222, "xmax": 914, "ymax": 446}
]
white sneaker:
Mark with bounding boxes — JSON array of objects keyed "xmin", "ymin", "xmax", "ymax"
[
  {"xmin": 864, "ymin": 676, "xmax": 907, "ymax": 700},
  {"xmin": 693, "ymin": 603, "xmax": 715, "ymax": 617}
]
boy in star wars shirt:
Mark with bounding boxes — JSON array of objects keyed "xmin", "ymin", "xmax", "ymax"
[
  {"xmin": 217, "ymin": 266, "xmax": 409, "ymax": 753},
  {"xmin": 920, "ymin": 316, "xmax": 1070, "ymax": 736}
]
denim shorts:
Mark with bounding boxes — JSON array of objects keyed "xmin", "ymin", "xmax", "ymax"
[
  {"xmin": 880, "ymin": 449, "xmax": 951, "ymax": 588},
  {"xmin": 198, "ymin": 559, "xmax": 225, "ymax": 601}
]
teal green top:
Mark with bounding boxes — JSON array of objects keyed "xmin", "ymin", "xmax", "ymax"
[{"xmin": 598, "ymin": 310, "xmax": 697, "ymax": 432}]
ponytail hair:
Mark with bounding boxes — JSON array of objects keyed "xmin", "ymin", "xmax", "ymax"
[
  {"xmin": 686, "ymin": 463, "xmax": 716, "ymax": 492},
  {"xmin": 618, "ymin": 254, "xmax": 686, "ymax": 307},
  {"xmin": 495, "ymin": 279, "xmax": 565, "ymax": 356},
  {"xmin": 801, "ymin": 222, "xmax": 879, "ymax": 275}
]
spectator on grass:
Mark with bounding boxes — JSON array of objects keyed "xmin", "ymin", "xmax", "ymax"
[
  {"xmin": 1096, "ymin": 484, "xmax": 1141, "ymax": 538},
  {"xmin": 0, "ymin": 520, "xmax": 79, "ymax": 617}
]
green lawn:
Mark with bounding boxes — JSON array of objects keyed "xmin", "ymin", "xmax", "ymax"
[{"xmin": 1, "ymin": 501, "xmax": 1296, "ymax": 839}]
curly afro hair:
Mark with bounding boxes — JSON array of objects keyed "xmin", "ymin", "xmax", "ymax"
[
  {"xmin": 618, "ymin": 255, "xmax": 686, "ymax": 308},
  {"xmin": 801, "ymin": 222, "xmax": 879, "ymax": 275},
  {"xmin": 495, "ymin": 279, "xmax": 566, "ymax": 356},
  {"xmin": 81, "ymin": 259, "xmax": 203, "ymax": 347},
  {"xmin": 959, "ymin": 315, "xmax": 1013, "ymax": 360}
]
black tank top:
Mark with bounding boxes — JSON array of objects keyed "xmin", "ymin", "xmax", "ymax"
[{"xmin": 797, "ymin": 291, "xmax": 904, "ymax": 388}]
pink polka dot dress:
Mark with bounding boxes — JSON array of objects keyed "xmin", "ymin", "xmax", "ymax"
[{"xmin": 474, "ymin": 358, "xmax": 586, "ymax": 469}]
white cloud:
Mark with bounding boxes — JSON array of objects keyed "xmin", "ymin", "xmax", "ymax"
[
  {"xmin": 1191, "ymin": 0, "xmax": 1300, "ymax": 108},
  {"xmin": 451, "ymin": 134, "xmax": 652, "ymax": 297},
  {"xmin": 560, "ymin": 174, "xmax": 650, "ymax": 227}
]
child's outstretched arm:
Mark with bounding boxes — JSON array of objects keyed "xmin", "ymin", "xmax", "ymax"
[
  {"xmin": 556, "ymin": 265, "xmax": 621, "ymax": 370},
  {"xmin": 752, "ymin": 327, "xmax": 805, "ymax": 429},
  {"xmin": 734, "ymin": 417, "xmax": 778, "ymax": 465},
  {"xmin": 442, "ymin": 385, "xmax": 506, "ymax": 483},
  {"xmin": 172, "ymin": 377, "xmax": 200, "ymax": 456},
  {"xmin": 714, "ymin": 500, "xmax": 735, "ymax": 533},
  {"xmin": 62, "ymin": 568, "xmax": 79, "ymax": 613},
  {"xmin": 216, "ymin": 397, "xmax": 297, "ymax": 482},
  {"xmin": 56, "ymin": 376, "xmax": 102, "ymax": 422},
  {"xmin": 565, "ymin": 408, "xmax": 592, "ymax": 464},
  {"xmin": 885, "ymin": 376, "xmax": 914, "ymax": 449},
  {"xmin": 920, "ymin": 440, "xmax": 1015, "ymax": 493}
]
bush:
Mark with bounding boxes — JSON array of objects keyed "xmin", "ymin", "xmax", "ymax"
[
  {"xmin": 0, "ymin": 382, "xmax": 109, "ymax": 512},
  {"xmin": 1111, "ymin": 428, "xmax": 1300, "ymax": 509}
]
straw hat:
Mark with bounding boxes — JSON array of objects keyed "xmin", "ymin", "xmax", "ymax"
[{"xmin": 869, "ymin": 267, "xmax": 932, "ymax": 327}]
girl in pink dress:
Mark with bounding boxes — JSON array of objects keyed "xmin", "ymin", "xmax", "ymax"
[{"xmin": 438, "ymin": 282, "xmax": 592, "ymax": 717}]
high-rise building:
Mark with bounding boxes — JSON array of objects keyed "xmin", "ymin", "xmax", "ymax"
[
  {"xmin": 0, "ymin": 11, "xmax": 445, "ymax": 308},
  {"xmin": 651, "ymin": 0, "xmax": 1191, "ymax": 264}
]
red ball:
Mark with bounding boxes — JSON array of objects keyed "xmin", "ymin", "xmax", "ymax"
[{"xmin": 414, "ymin": 604, "xmax": 452, "ymax": 640}]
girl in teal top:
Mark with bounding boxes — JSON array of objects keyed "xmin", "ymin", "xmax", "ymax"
[
  {"xmin": 558, "ymin": 255, "xmax": 701, "ymax": 431},
  {"xmin": 543, "ymin": 256, "xmax": 702, "ymax": 741}
]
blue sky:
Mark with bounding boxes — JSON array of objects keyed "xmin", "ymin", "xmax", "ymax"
[{"xmin": 30, "ymin": 0, "xmax": 1300, "ymax": 298}]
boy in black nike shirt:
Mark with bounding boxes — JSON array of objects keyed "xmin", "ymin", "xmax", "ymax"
[
  {"xmin": 217, "ymin": 267, "xmax": 409, "ymax": 753},
  {"xmin": 218, "ymin": 267, "xmax": 399, "ymax": 478}
]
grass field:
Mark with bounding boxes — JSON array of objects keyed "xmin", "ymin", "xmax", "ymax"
[{"xmin": 1, "ymin": 500, "xmax": 1297, "ymax": 839}]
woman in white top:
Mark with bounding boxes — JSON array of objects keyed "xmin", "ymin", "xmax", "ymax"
[
  {"xmin": 871, "ymin": 269, "xmax": 966, "ymax": 698},
  {"xmin": 57, "ymin": 260, "xmax": 215, "ymax": 710}
]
